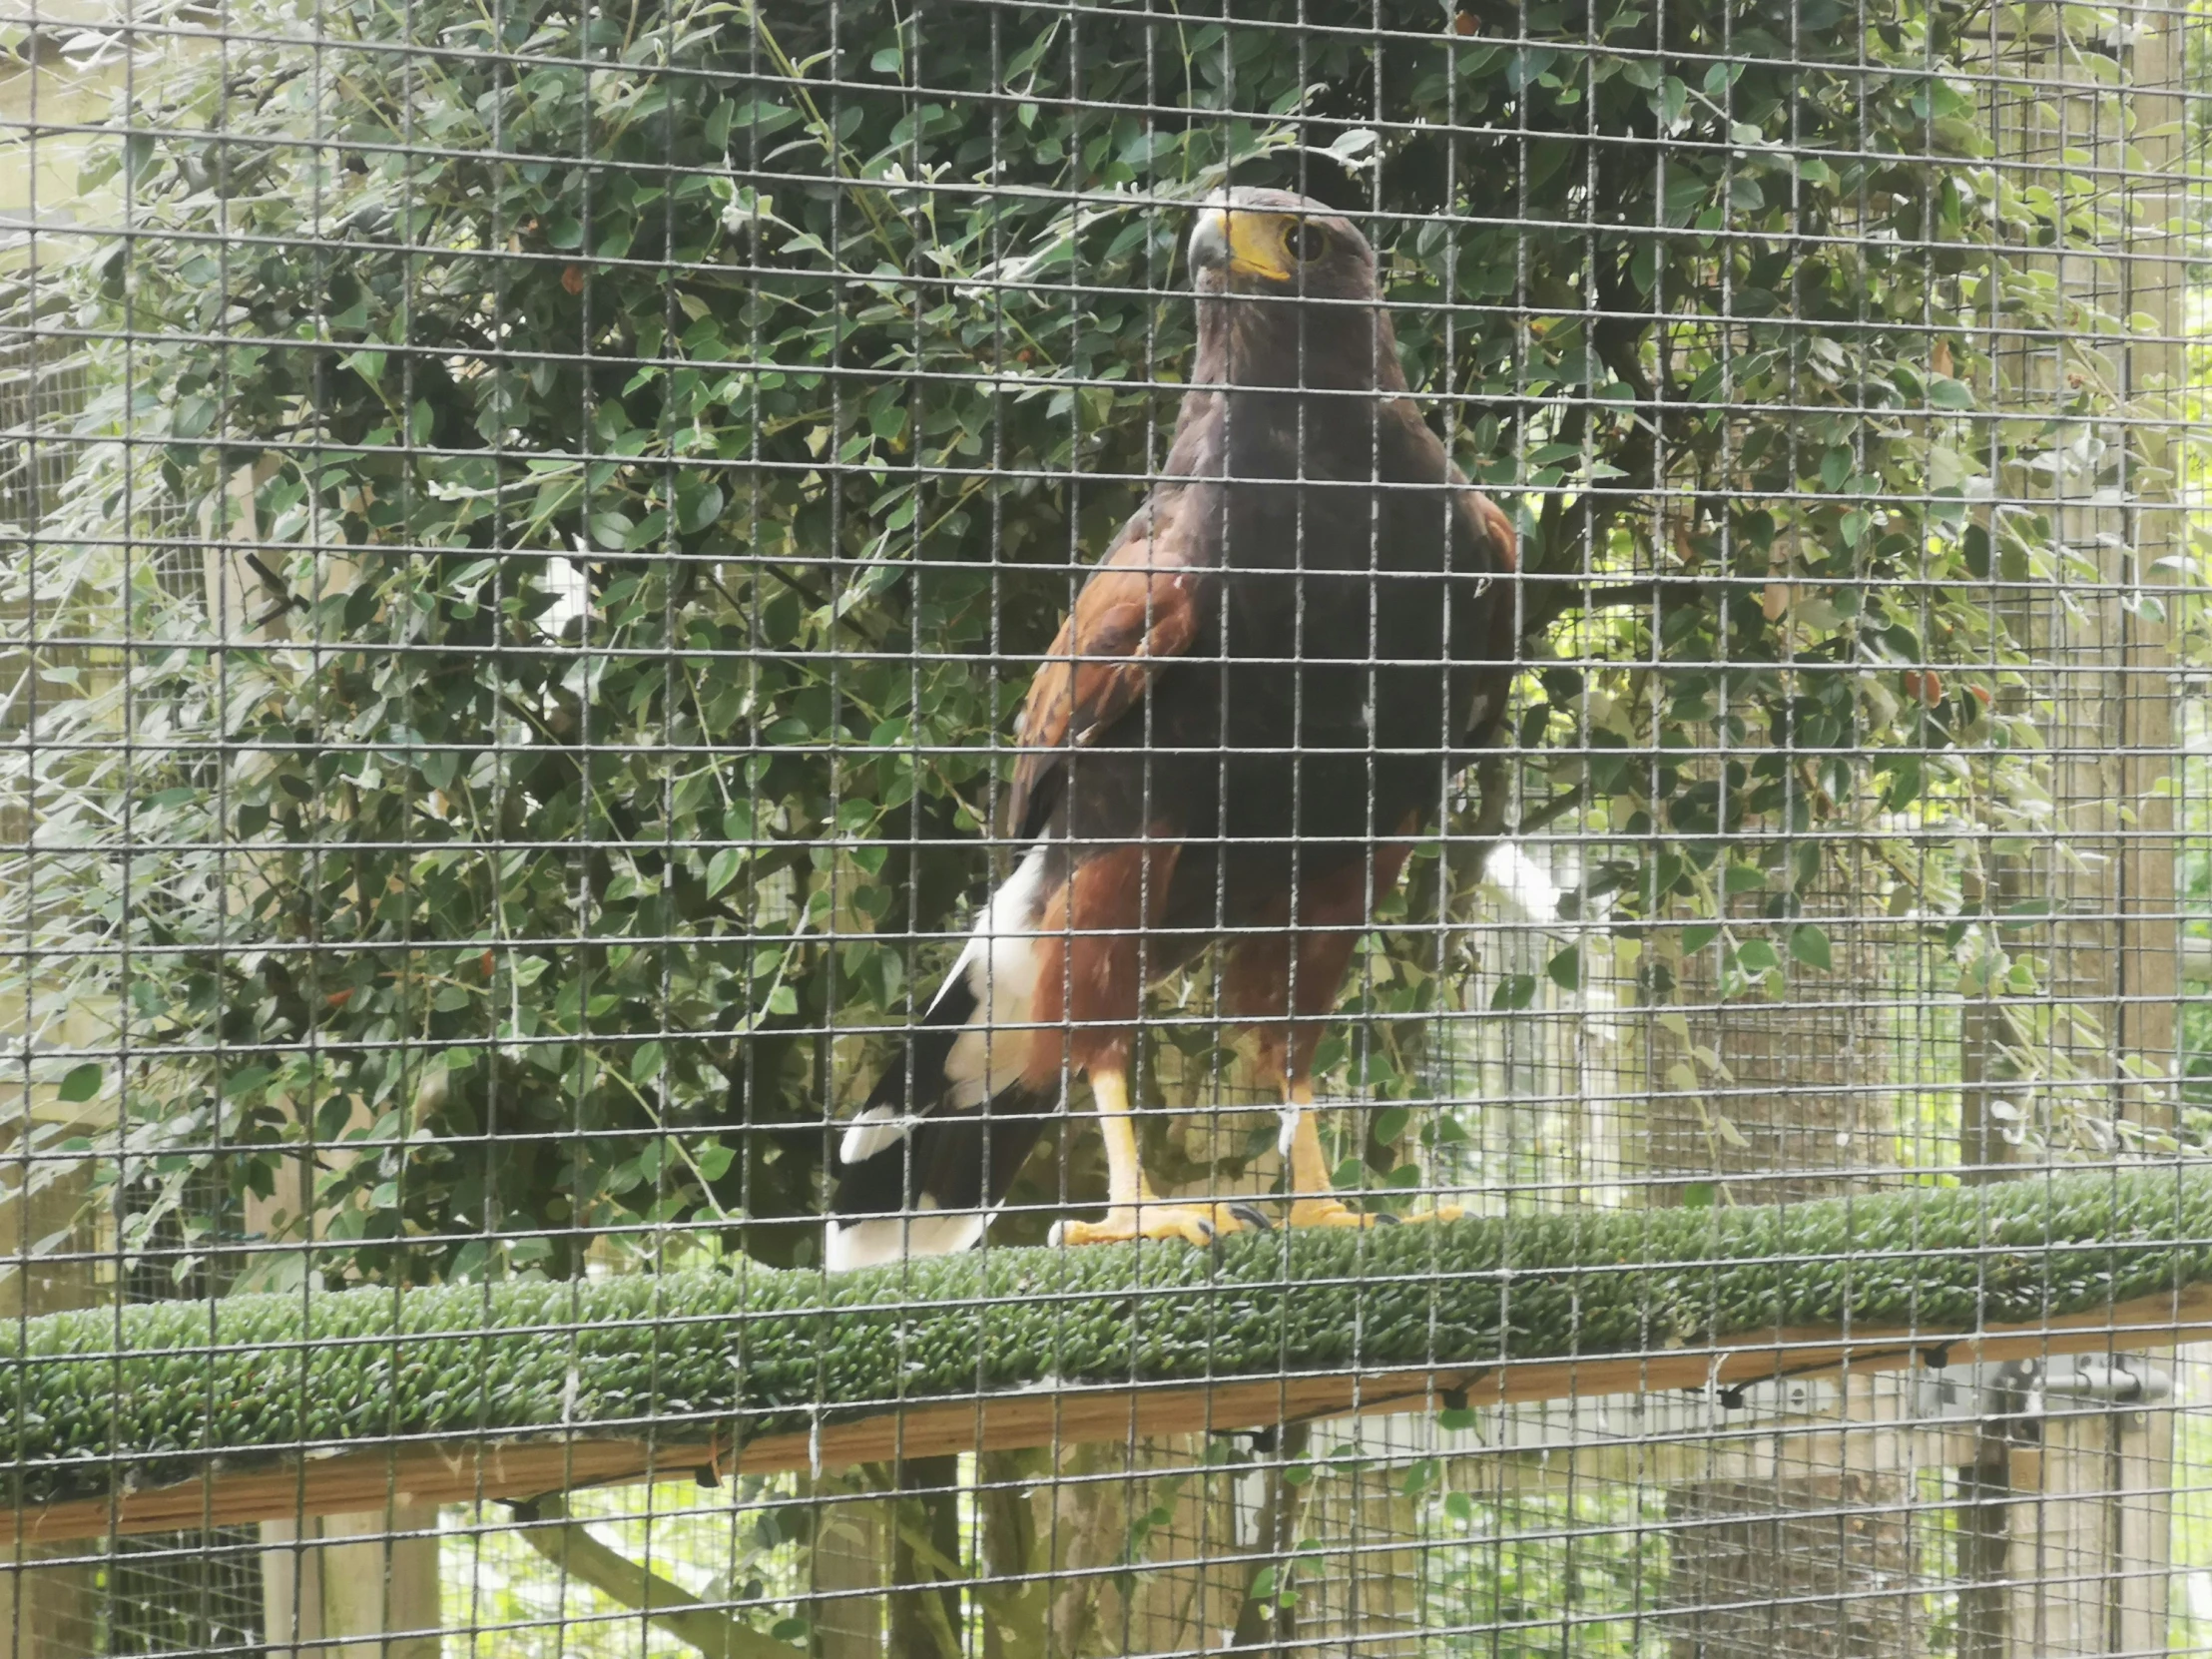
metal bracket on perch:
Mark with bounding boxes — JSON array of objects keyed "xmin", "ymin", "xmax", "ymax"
[{"xmin": 1913, "ymin": 1354, "xmax": 2176, "ymax": 1440}]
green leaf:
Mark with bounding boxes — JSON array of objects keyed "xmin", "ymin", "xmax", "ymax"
[
  {"xmin": 220, "ymin": 1065, "xmax": 274, "ymax": 1099},
  {"xmin": 57, "ymin": 1064, "xmax": 101, "ymax": 1104},
  {"xmin": 706, "ymin": 844, "xmax": 747, "ymax": 897},
  {"xmin": 694, "ymin": 1140, "xmax": 735, "ymax": 1183},
  {"xmin": 1663, "ymin": 173, "xmax": 1709, "ymax": 226},
  {"xmin": 170, "ymin": 394, "xmax": 218, "ymax": 440},
  {"xmin": 676, "ymin": 481, "xmax": 725, "ymax": 535},
  {"xmin": 1790, "ymin": 923, "xmax": 1834, "ymax": 971},
  {"xmin": 1545, "ymin": 945, "xmax": 1580, "ymax": 992},
  {"xmin": 1490, "ymin": 973, "xmax": 1536, "ymax": 1011},
  {"xmin": 1722, "ymin": 863, "xmax": 1767, "ymax": 895},
  {"xmin": 1733, "ymin": 939, "xmax": 1780, "ymax": 975}
]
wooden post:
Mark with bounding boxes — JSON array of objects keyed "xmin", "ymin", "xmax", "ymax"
[
  {"xmin": 245, "ymin": 1135, "xmax": 441, "ymax": 1658},
  {"xmin": 258, "ymin": 1511, "xmax": 441, "ymax": 1659},
  {"xmin": 887, "ymin": 1457, "xmax": 962, "ymax": 1659},
  {"xmin": 806, "ymin": 1469, "xmax": 890, "ymax": 1659},
  {"xmin": 1998, "ymin": 1400, "xmax": 2175, "ymax": 1658}
]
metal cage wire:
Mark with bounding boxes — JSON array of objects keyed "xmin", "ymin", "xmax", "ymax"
[{"xmin": 0, "ymin": 0, "xmax": 2208, "ymax": 1655}]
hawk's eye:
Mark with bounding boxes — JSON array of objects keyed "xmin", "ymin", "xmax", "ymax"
[{"xmin": 1287, "ymin": 221, "xmax": 1330, "ymax": 263}]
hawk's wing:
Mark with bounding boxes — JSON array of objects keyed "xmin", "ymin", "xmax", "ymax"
[{"xmin": 1008, "ymin": 497, "xmax": 1214, "ymax": 839}]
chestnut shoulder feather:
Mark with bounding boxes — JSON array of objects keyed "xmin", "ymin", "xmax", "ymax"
[{"xmin": 1008, "ymin": 493, "xmax": 1217, "ymax": 839}]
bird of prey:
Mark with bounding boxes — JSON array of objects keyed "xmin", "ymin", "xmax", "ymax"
[{"xmin": 826, "ymin": 187, "xmax": 1517, "ymax": 1270}]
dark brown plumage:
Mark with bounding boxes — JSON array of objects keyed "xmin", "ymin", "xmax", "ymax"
[{"xmin": 828, "ymin": 188, "xmax": 1516, "ymax": 1267}]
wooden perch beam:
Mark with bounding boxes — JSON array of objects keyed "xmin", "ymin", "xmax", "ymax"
[{"xmin": 10, "ymin": 1282, "xmax": 2212, "ymax": 1548}]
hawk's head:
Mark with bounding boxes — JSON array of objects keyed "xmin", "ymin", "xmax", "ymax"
[
  {"xmin": 1187, "ymin": 187, "xmax": 1397, "ymax": 394},
  {"xmin": 1186, "ymin": 187, "xmax": 1380, "ymax": 304}
]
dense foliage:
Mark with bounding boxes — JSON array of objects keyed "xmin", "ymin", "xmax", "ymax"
[{"xmin": 1, "ymin": 0, "xmax": 2167, "ymax": 1280}]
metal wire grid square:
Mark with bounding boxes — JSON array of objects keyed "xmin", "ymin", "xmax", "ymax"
[{"xmin": 0, "ymin": 0, "xmax": 2206, "ymax": 1654}]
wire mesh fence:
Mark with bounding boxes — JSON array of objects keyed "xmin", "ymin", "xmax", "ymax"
[{"xmin": 1, "ymin": 0, "xmax": 2209, "ymax": 1653}]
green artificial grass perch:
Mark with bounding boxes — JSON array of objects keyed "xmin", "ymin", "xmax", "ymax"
[{"xmin": 6, "ymin": 1163, "xmax": 2210, "ymax": 1511}]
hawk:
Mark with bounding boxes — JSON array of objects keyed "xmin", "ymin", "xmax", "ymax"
[{"xmin": 827, "ymin": 188, "xmax": 1517, "ymax": 1269}]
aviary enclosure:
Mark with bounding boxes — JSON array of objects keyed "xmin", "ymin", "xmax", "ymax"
[{"xmin": 0, "ymin": 0, "xmax": 2208, "ymax": 1653}]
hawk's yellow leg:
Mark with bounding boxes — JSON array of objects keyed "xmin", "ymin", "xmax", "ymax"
[{"xmin": 1052, "ymin": 1070, "xmax": 1268, "ymax": 1247}]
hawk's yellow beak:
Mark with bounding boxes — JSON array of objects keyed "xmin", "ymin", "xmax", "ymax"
[{"xmin": 1188, "ymin": 208, "xmax": 1296, "ymax": 283}]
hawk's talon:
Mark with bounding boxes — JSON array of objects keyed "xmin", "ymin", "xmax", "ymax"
[
  {"xmin": 1227, "ymin": 1202, "xmax": 1276, "ymax": 1234},
  {"xmin": 1286, "ymin": 1198, "xmax": 1464, "ymax": 1230},
  {"xmin": 1287, "ymin": 1197, "xmax": 1378, "ymax": 1229},
  {"xmin": 1050, "ymin": 1202, "xmax": 1260, "ymax": 1249}
]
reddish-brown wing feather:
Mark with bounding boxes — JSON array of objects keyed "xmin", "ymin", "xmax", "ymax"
[
  {"xmin": 1009, "ymin": 507, "xmax": 1212, "ymax": 836},
  {"xmin": 1467, "ymin": 489, "xmax": 1517, "ymax": 574}
]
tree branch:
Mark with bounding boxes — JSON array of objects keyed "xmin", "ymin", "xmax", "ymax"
[
  {"xmin": 1231, "ymin": 1422, "xmax": 1314, "ymax": 1655},
  {"xmin": 1552, "ymin": 578, "xmax": 1730, "ymax": 613},
  {"xmin": 510, "ymin": 1494, "xmax": 803, "ymax": 1659},
  {"xmin": 1515, "ymin": 783, "xmax": 1588, "ymax": 837}
]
